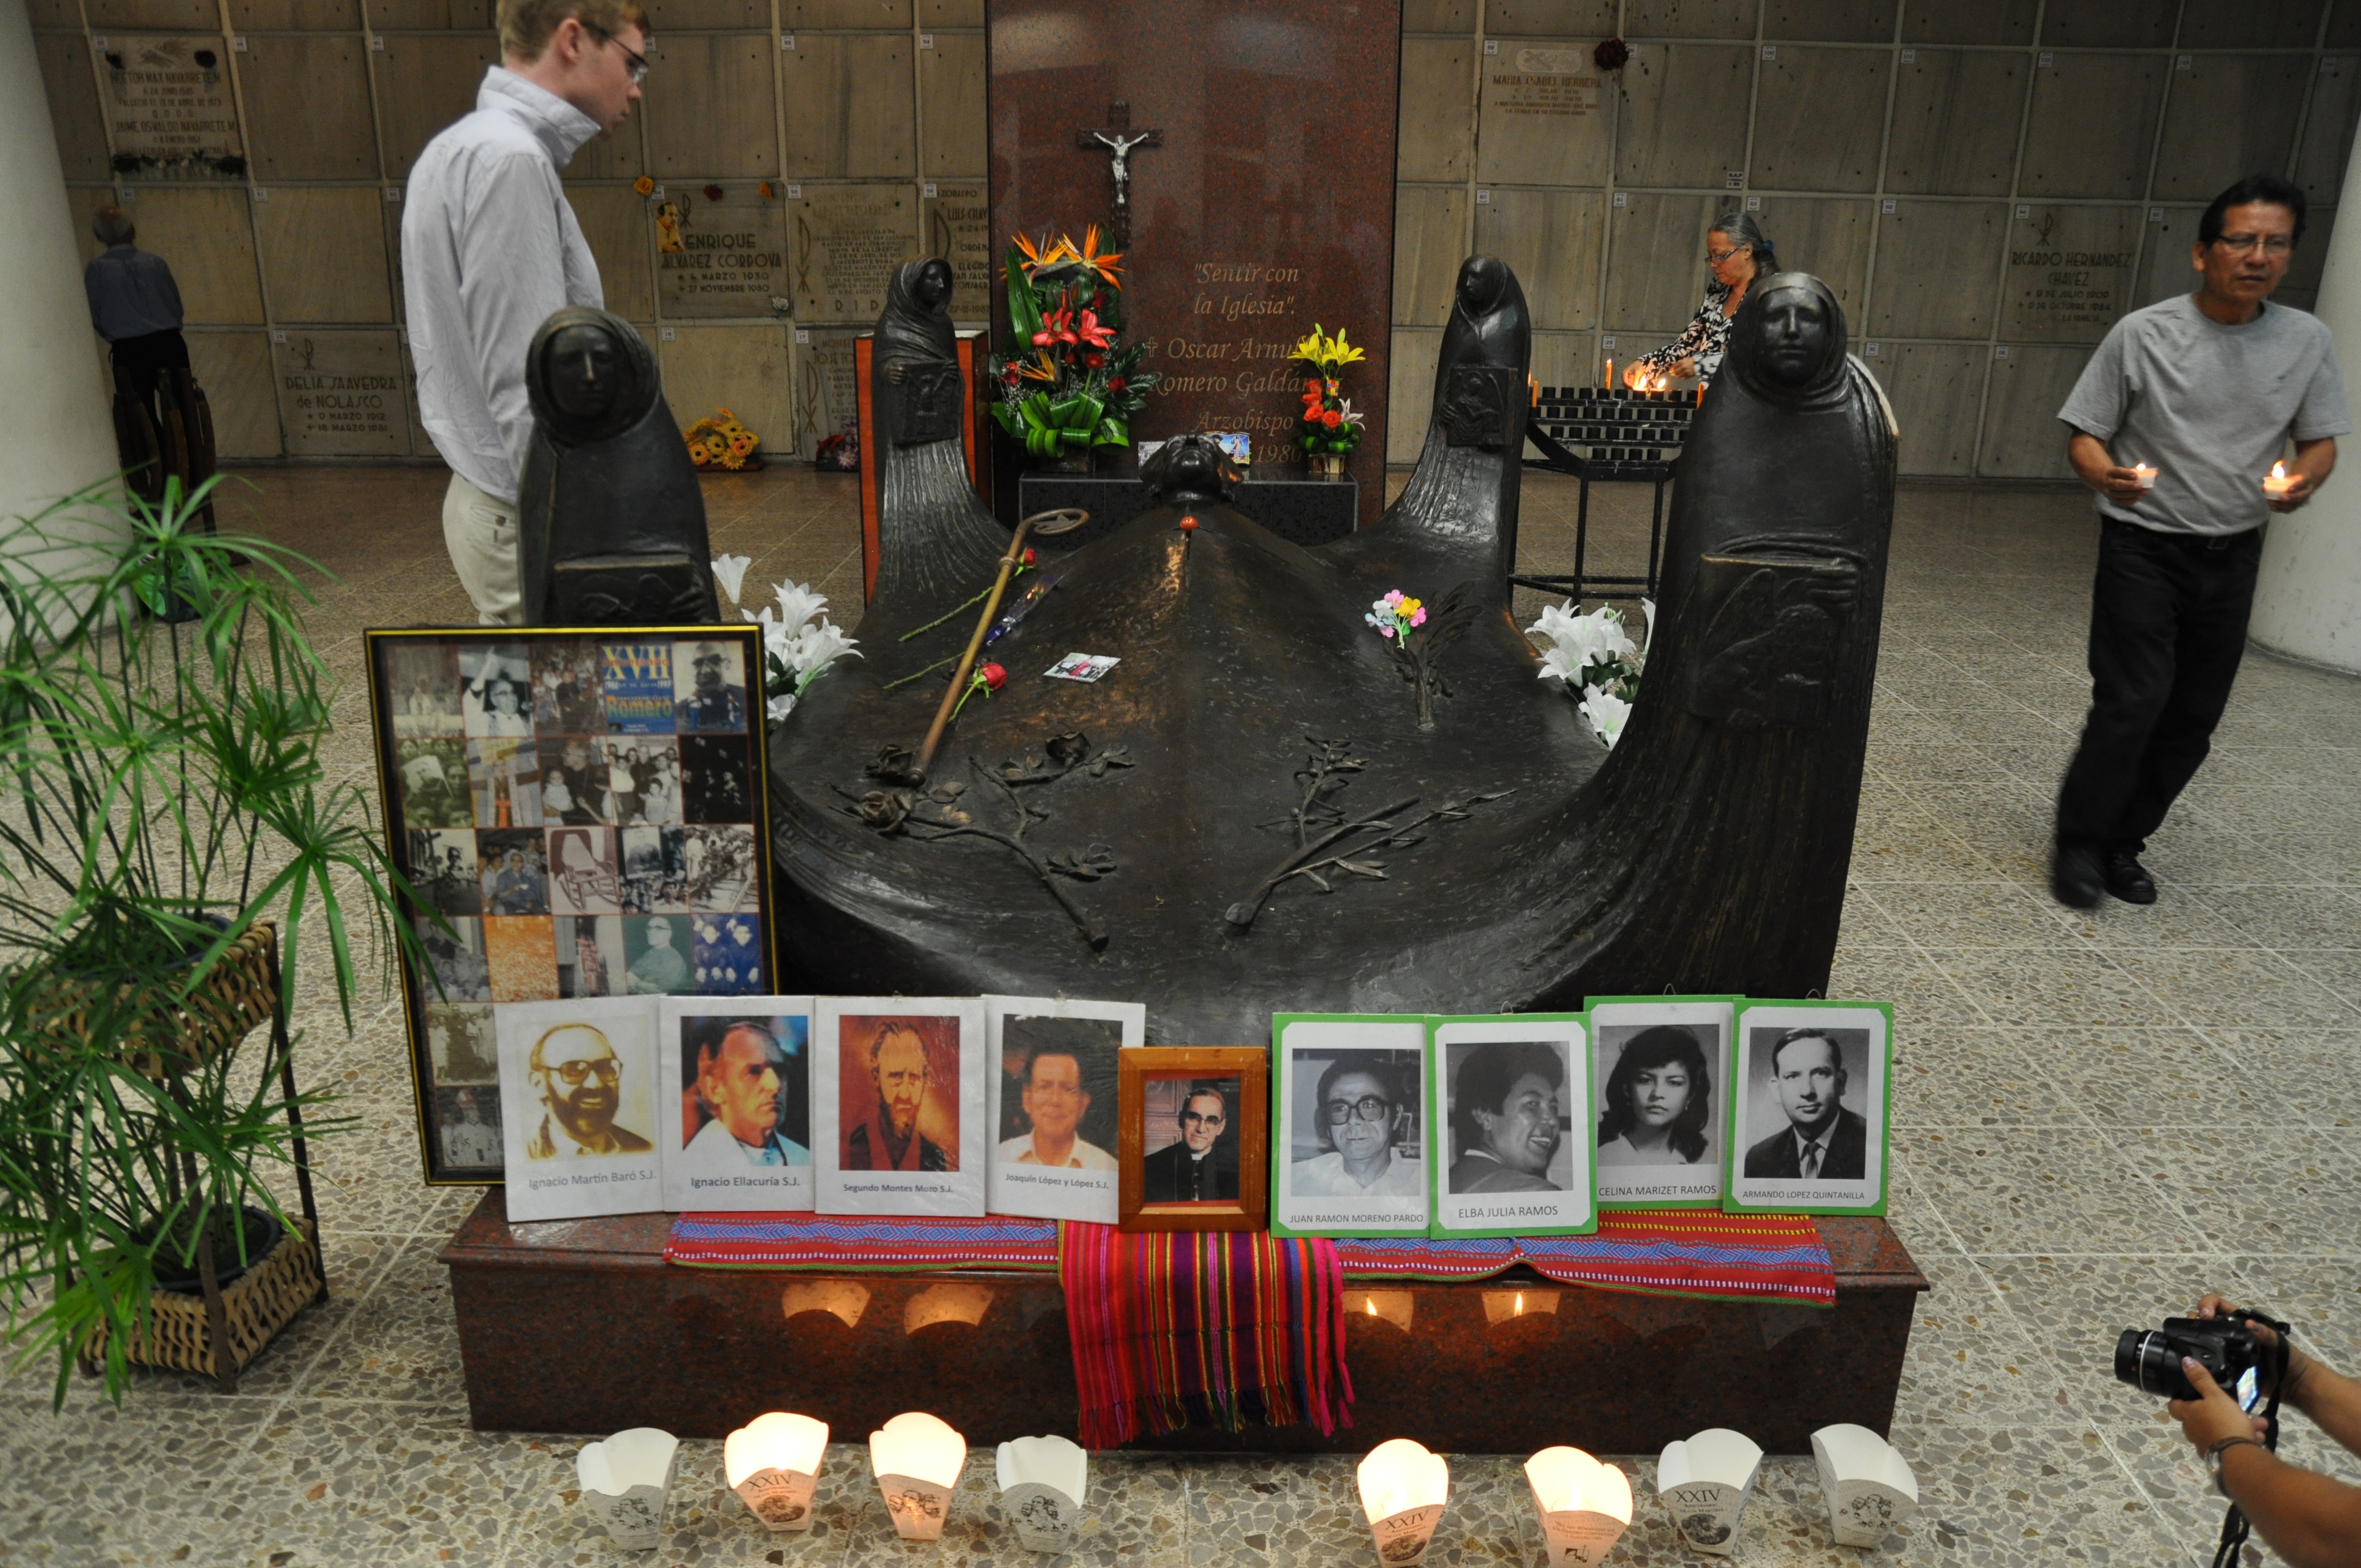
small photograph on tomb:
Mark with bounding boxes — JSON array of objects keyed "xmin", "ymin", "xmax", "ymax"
[
  {"xmin": 690, "ymin": 913, "xmax": 765, "ymax": 995},
  {"xmin": 466, "ymin": 736, "xmax": 543, "ymax": 828},
  {"xmin": 1588, "ymin": 997, "xmax": 1734, "ymax": 1210},
  {"xmin": 834, "ymin": 1013, "xmax": 964, "ymax": 1174},
  {"xmin": 592, "ymin": 736, "xmax": 684, "ymax": 826},
  {"xmin": 1270, "ymin": 1016, "xmax": 1433, "ymax": 1238},
  {"xmin": 1429, "ymin": 1014, "xmax": 1594, "ymax": 1238},
  {"xmin": 659, "ymin": 1001, "xmax": 815, "ymax": 1212},
  {"xmin": 1725, "ymin": 1001, "xmax": 1890, "ymax": 1217},
  {"xmin": 600, "ymin": 641, "xmax": 678, "ymax": 734},
  {"xmin": 483, "ymin": 915, "xmax": 560, "ymax": 1004},
  {"xmin": 532, "ymin": 641, "xmax": 606, "ymax": 736},
  {"xmin": 994, "ymin": 1016, "xmax": 1122, "ymax": 1169},
  {"xmin": 540, "ymin": 734, "xmax": 616, "ymax": 825},
  {"xmin": 554, "ymin": 914, "xmax": 627, "ymax": 998},
  {"xmin": 396, "ymin": 737, "xmax": 473, "ymax": 830},
  {"xmin": 684, "ymin": 824, "xmax": 760, "ymax": 912},
  {"xmin": 426, "ymin": 1001, "xmax": 501, "ymax": 1085},
  {"xmin": 407, "ymin": 828, "xmax": 481, "ymax": 917},
  {"xmin": 414, "ymin": 914, "xmax": 490, "ymax": 1003},
  {"xmin": 460, "ymin": 645, "xmax": 536, "ymax": 739},
  {"xmin": 547, "ymin": 825, "xmax": 623, "ymax": 915},
  {"xmin": 384, "ymin": 641, "xmax": 464, "ymax": 738},
  {"xmin": 476, "ymin": 827, "xmax": 550, "ymax": 916},
  {"xmin": 433, "ymin": 1085, "xmax": 503, "ymax": 1174},
  {"xmin": 672, "ymin": 638, "xmax": 750, "ymax": 733},
  {"xmin": 621, "ymin": 913, "xmax": 697, "ymax": 994},
  {"xmin": 496, "ymin": 997, "xmax": 664, "ymax": 1218},
  {"xmin": 619, "ymin": 825, "xmax": 688, "ymax": 913},
  {"xmin": 679, "ymin": 732, "xmax": 755, "ymax": 824},
  {"xmin": 1139, "ymin": 1074, "xmax": 1243, "ymax": 1202}
]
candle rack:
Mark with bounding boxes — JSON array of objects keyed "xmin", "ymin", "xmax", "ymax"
[{"xmin": 1516, "ymin": 385, "xmax": 1695, "ymax": 605}]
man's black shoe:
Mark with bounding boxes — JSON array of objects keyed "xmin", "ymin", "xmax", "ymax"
[
  {"xmin": 2050, "ymin": 843, "xmax": 2105, "ymax": 910},
  {"xmin": 2103, "ymin": 850, "xmax": 2157, "ymax": 905}
]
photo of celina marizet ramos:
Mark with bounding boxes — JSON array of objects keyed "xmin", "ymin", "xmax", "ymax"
[
  {"xmin": 1596, "ymin": 1025, "xmax": 1718, "ymax": 1174},
  {"xmin": 1138, "ymin": 1076, "xmax": 1241, "ymax": 1202}
]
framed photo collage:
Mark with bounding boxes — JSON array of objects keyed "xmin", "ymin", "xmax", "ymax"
[{"xmin": 367, "ymin": 627, "xmax": 774, "ymax": 1186}]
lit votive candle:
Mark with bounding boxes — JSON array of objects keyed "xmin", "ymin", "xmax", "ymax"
[
  {"xmin": 2263, "ymin": 461, "xmax": 2295, "ymax": 498},
  {"xmin": 2131, "ymin": 463, "xmax": 2157, "ymax": 490}
]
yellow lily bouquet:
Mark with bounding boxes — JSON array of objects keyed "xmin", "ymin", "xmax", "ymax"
[{"xmin": 1292, "ymin": 324, "xmax": 1368, "ymax": 458}]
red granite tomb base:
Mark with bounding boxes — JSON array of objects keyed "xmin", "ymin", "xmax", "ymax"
[{"xmin": 439, "ymin": 1190, "xmax": 1925, "ymax": 1452}]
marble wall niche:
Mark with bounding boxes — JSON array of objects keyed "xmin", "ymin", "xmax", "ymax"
[
  {"xmin": 1748, "ymin": 195, "xmax": 1873, "ymax": 315},
  {"xmin": 2177, "ymin": 0, "xmax": 2325, "ymax": 49},
  {"xmin": 1762, "ymin": 0, "xmax": 1895, "ymax": 42},
  {"xmin": 784, "ymin": 32, "xmax": 917, "ymax": 179},
  {"xmin": 229, "ymin": 0, "xmax": 361, "ymax": 26},
  {"xmin": 1749, "ymin": 45, "xmax": 1888, "ymax": 193},
  {"xmin": 2018, "ymin": 54, "xmax": 2167, "ymax": 200},
  {"xmin": 660, "ymin": 325, "xmax": 798, "ymax": 450},
  {"xmin": 2038, "ymin": 0, "xmax": 2177, "ymax": 48},
  {"xmin": 1978, "ymin": 344, "xmax": 2092, "ymax": 480},
  {"xmin": 186, "ymin": 330, "xmax": 284, "ymax": 458},
  {"xmin": 1391, "ymin": 185, "xmax": 1469, "ymax": 328},
  {"xmin": 1486, "ymin": 0, "xmax": 1617, "ymax": 32},
  {"xmin": 251, "ymin": 186, "xmax": 394, "ymax": 324},
  {"xmin": 1397, "ymin": 37, "xmax": 1475, "ymax": 183},
  {"xmin": 567, "ymin": 183, "xmax": 657, "ymax": 322},
  {"xmin": 791, "ymin": 183, "xmax": 918, "ymax": 324},
  {"xmin": 1868, "ymin": 341, "xmax": 1984, "ymax": 476},
  {"xmin": 1883, "ymin": 50, "xmax": 2026, "ymax": 197},
  {"xmin": 646, "ymin": 0, "xmax": 772, "ymax": 24},
  {"xmin": 1902, "ymin": 0, "xmax": 2036, "ymax": 45},
  {"xmin": 36, "ymin": 30, "xmax": 111, "ymax": 182},
  {"xmin": 920, "ymin": 181, "xmax": 993, "ymax": 327},
  {"xmin": 1864, "ymin": 201, "xmax": 2006, "ymax": 341},
  {"xmin": 373, "ymin": 31, "xmax": 502, "ymax": 179},
  {"xmin": 71, "ymin": 185, "xmax": 266, "ymax": 324},
  {"xmin": 654, "ymin": 186, "xmax": 790, "ymax": 319},
  {"xmin": 1475, "ymin": 39, "xmax": 1611, "ymax": 188},
  {"xmin": 795, "ymin": 328, "xmax": 862, "ymax": 449},
  {"xmin": 237, "ymin": 33, "xmax": 378, "ymax": 181},
  {"xmin": 988, "ymin": 0, "xmax": 1403, "ymax": 527},
  {"xmin": 920, "ymin": 31, "xmax": 988, "ymax": 179},
  {"xmin": 1623, "ymin": 0, "xmax": 1759, "ymax": 38},
  {"xmin": 645, "ymin": 34, "xmax": 781, "ymax": 179},
  {"xmin": 2151, "ymin": 53, "xmax": 2310, "ymax": 204},
  {"xmin": 2001, "ymin": 205, "xmax": 2143, "ymax": 345},
  {"xmin": 83, "ymin": 0, "xmax": 217, "ymax": 27},
  {"xmin": 1614, "ymin": 43, "xmax": 1754, "ymax": 190},
  {"xmin": 1603, "ymin": 191, "xmax": 1721, "ymax": 337},
  {"xmin": 784, "ymin": 0, "xmax": 913, "ymax": 23},
  {"xmin": 1473, "ymin": 185, "xmax": 1603, "ymax": 331},
  {"xmin": 2295, "ymin": 56, "xmax": 2361, "ymax": 204},
  {"xmin": 271, "ymin": 328, "xmax": 414, "ymax": 456}
]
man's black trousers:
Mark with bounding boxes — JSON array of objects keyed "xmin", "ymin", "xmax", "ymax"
[{"xmin": 2055, "ymin": 518, "xmax": 2261, "ymax": 856}]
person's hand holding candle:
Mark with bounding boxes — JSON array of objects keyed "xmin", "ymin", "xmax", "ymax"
[{"xmin": 2262, "ymin": 460, "xmax": 2315, "ymax": 510}]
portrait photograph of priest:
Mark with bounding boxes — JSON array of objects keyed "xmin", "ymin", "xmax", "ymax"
[
  {"xmin": 995, "ymin": 1015, "xmax": 1120, "ymax": 1172},
  {"xmin": 838, "ymin": 1015, "xmax": 961, "ymax": 1173},
  {"xmin": 676, "ymin": 1015, "xmax": 810, "ymax": 1172},
  {"xmin": 1138, "ymin": 1076, "xmax": 1241, "ymax": 1202}
]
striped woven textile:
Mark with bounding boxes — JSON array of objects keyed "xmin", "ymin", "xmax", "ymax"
[
  {"xmin": 665, "ymin": 1211, "xmax": 1060, "ymax": 1271},
  {"xmin": 1334, "ymin": 1210, "xmax": 1835, "ymax": 1305},
  {"xmin": 1060, "ymin": 1223, "xmax": 1354, "ymax": 1452}
]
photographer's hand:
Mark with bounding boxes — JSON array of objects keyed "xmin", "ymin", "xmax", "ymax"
[{"xmin": 2169, "ymin": 1357, "xmax": 2264, "ymax": 1456}]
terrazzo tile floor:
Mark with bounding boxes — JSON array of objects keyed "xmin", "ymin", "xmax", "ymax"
[{"xmin": 3, "ymin": 464, "xmax": 2356, "ymax": 1567}]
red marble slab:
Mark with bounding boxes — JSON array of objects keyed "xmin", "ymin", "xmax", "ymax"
[
  {"xmin": 440, "ymin": 1190, "xmax": 1925, "ymax": 1452},
  {"xmin": 985, "ymin": 0, "xmax": 1403, "ymax": 530}
]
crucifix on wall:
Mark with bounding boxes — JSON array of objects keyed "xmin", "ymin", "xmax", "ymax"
[{"xmin": 1076, "ymin": 100, "xmax": 1161, "ymax": 246}]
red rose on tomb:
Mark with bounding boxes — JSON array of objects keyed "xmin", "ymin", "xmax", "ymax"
[
  {"xmin": 980, "ymin": 663, "xmax": 1008, "ymax": 691},
  {"xmin": 1321, "ymin": 409, "xmax": 1343, "ymax": 429},
  {"xmin": 1021, "ymin": 548, "xmax": 1036, "ymax": 566}
]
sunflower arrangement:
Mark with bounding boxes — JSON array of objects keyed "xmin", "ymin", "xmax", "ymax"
[
  {"xmin": 1292, "ymin": 324, "xmax": 1368, "ymax": 458},
  {"xmin": 684, "ymin": 408, "xmax": 763, "ymax": 472},
  {"xmin": 987, "ymin": 226, "xmax": 1157, "ymax": 459}
]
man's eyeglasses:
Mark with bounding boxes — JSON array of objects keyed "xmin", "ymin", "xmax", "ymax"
[
  {"xmin": 1323, "ymin": 1095, "xmax": 1393, "ymax": 1125},
  {"xmin": 543, "ymin": 1057, "xmax": 620, "ymax": 1086},
  {"xmin": 585, "ymin": 24, "xmax": 649, "ymax": 84},
  {"xmin": 1180, "ymin": 1109, "xmax": 1225, "ymax": 1128},
  {"xmin": 2215, "ymin": 233, "xmax": 2294, "ymax": 257}
]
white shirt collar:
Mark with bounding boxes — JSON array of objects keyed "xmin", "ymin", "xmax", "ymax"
[{"xmin": 477, "ymin": 67, "xmax": 603, "ymax": 170}]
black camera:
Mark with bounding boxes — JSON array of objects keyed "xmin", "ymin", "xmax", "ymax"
[{"xmin": 2114, "ymin": 1315, "xmax": 2269, "ymax": 1406}]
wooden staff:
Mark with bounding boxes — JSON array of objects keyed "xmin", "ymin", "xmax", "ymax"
[{"xmin": 911, "ymin": 507, "xmax": 1087, "ymax": 783}]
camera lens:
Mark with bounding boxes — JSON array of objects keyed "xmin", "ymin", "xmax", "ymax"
[{"xmin": 2114, "ymin": 1329, "xmax": 2187, "ymax": 1398}]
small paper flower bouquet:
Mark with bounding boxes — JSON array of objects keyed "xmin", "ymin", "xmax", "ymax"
[{"xmin": 1528, "ymin": 598, "xmax": 1651, "ymax": 748}]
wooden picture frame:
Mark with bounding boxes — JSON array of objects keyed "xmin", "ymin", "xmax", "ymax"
[
  {"xmin": 363, "ymin": 624, "xmax": 776, "ymax": 1186},
  {"xmin": 1117, "ymin": 1047, "xmax": 1270, "ymax": 1233}
]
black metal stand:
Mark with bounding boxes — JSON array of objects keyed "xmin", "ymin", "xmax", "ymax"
[{"xmin": 1514, "ymin": 422, "xmax": 1678, "ymax": 603}]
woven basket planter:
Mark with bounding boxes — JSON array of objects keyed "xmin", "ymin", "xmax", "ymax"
[
  {"xmin": 30, "ymin": 921, "xmax": 280, "ymax": 1077},
  {"xmin": 80, "ymin": 1218, "xmax": 324, "ymax": 1380}
]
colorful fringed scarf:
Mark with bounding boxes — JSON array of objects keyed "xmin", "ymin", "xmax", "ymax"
[{"xmin": 1059, "ymin": 1223, "xmax": 1354, "ymax": 1451}]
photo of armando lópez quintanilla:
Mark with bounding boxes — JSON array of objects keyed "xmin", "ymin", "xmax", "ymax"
[{"xmin": 1724, "ymin": 1000, "xmax": 1891, "ymax": 1216}]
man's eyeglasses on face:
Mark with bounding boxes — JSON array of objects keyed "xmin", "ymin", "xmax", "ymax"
[
  {"xmin": 585, "ymin": 24, "xmax": 649, "ymax": 84},
  {"xmin": 1180, "ymin": 1109, "xmax": 1225, "ymax": 1128},
  {"xmin": 2215, "ymin": 233, "xmax": 2293, "ymax": 257},
  {"xmin": 546, "ymin": 1058, "xmax": 620, "ymax": 1086},
  {"xmin": 1323, "ymin": 1095, "xmax": 1392, "ymax": 1125}
]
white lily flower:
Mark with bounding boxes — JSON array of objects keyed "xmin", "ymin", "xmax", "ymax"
[
  {"xmin": 767, "ymin": 691, "xmax": 797, "ymax": 722},
  {"xmin": 1549, "ymin": 606, "xmax": 1633, "ymax": 677},
  {"xmin": 1528, "ymin": 599, "xmax": 1582, "ymax": 647},
  {"xmin": 1580, "ymin": 686, "xmax": 1632, "ymax": 748},
  {"xmin": 1537, "ymin": 643, "xmax": 1585, "ymax": 683},
  {"xmin": 710, "ymin": 553, "xmax": 753, "ymax": 608},
  {"xmin": 1639, "ymin": 597, "xmax": 1657, "ymax": 657},
  {"xmin": 771, "ymin": 579, "xmax": 829, "ymax": 631}
]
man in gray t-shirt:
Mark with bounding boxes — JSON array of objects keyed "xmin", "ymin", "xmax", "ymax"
[{"xmin": 2048, "ymin": 174, "xmax": 2349, "ymax": 911}]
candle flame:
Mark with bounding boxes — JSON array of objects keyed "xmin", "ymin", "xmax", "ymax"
[
  {"xmin": 1366, "ymin": 1298, "xmax": 1377, "ymax": 1316},
  {"xmin": 2272, "ymin": 462, "xmax": 2288, "ymax": 480}
]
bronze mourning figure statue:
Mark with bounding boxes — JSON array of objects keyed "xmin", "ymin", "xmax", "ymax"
[
  {"xmin": 768, "ymin": 257, "xmax": 1896, "ymax": 1042},
  {"xmin": 516, "ymin": 306, "xmax": 719, "ymax": 627}
]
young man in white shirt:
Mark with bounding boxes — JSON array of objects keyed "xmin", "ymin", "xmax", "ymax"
[{"xmin": 402, "ymin": 1, "xmax": 648, "ymax": 624}]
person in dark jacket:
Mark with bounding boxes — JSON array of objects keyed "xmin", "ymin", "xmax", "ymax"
[{"xmin": 83, "ymin": 204, "xmax": 189, "ymax": 439}]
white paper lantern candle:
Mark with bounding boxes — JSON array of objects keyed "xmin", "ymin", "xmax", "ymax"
[
  {"xmin": 870, "ymin": 1411, "xmax": 967, "ymax": 1542},
  {"xmin": 1524, "ymin": 1446, "xmax": 1634, "ymax": 1566},
  {"xmin": 1656, "ymin": 1428, "xmax": 1764, "ymax": 1557},
  {"xmin": 576, "ymin": 1427, "xmax": 680, "ymax": 1551},
  {"xmin": 723, "ymin": 1412, "xmax": 829, "ymax": 1533},
  {"xmin": 995, "ymin": 1434, "xmax": 1090, "ymax": 1554},
  {"xmin": 1810, "ymin": 1423, "xmax": 1919, "ymax": 1547},
  {"xmin": 1357, "ymin": 1438, "xmax": 1450, "ymax": 1567}
]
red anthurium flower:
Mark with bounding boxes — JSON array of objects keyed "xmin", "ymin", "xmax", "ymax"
[{"xmin": 980, "ymin": 662, "xmax": 1008, "ymax": 691}]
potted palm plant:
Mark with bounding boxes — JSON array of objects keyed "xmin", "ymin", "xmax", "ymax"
[{"xmin": 0, "ymin": 475, "xmax": 417, "ymax": 1406}]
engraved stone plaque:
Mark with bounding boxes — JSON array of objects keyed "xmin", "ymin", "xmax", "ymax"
[
  {"xmin": 1476, "ymin": 45, "xmax": 1606, "ymax": 186},
  {"xmin": 655, "ymin": 187, "xmax": 790, "ymax": 319},
  {"xmin": 792, "ymin": 185, "xmax": 919, "ymax": 324},
  {"xmin": 2002, "ymin": 205, "xmax": 2139, "ymax": 343},
  {"xmin": 921, "ymin": 182, "xmax": 993, "ymax": 323},
  {"xmin": 272, "ymin": 330, "xmax": 413, "ymax": 456},
  {"xmin": 796, "ymin": 329, "xmax": 861, "ymax": 449},
  {"xmin": 99, "ymin": 35, "xmax": 244, "ymax": 179}
]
